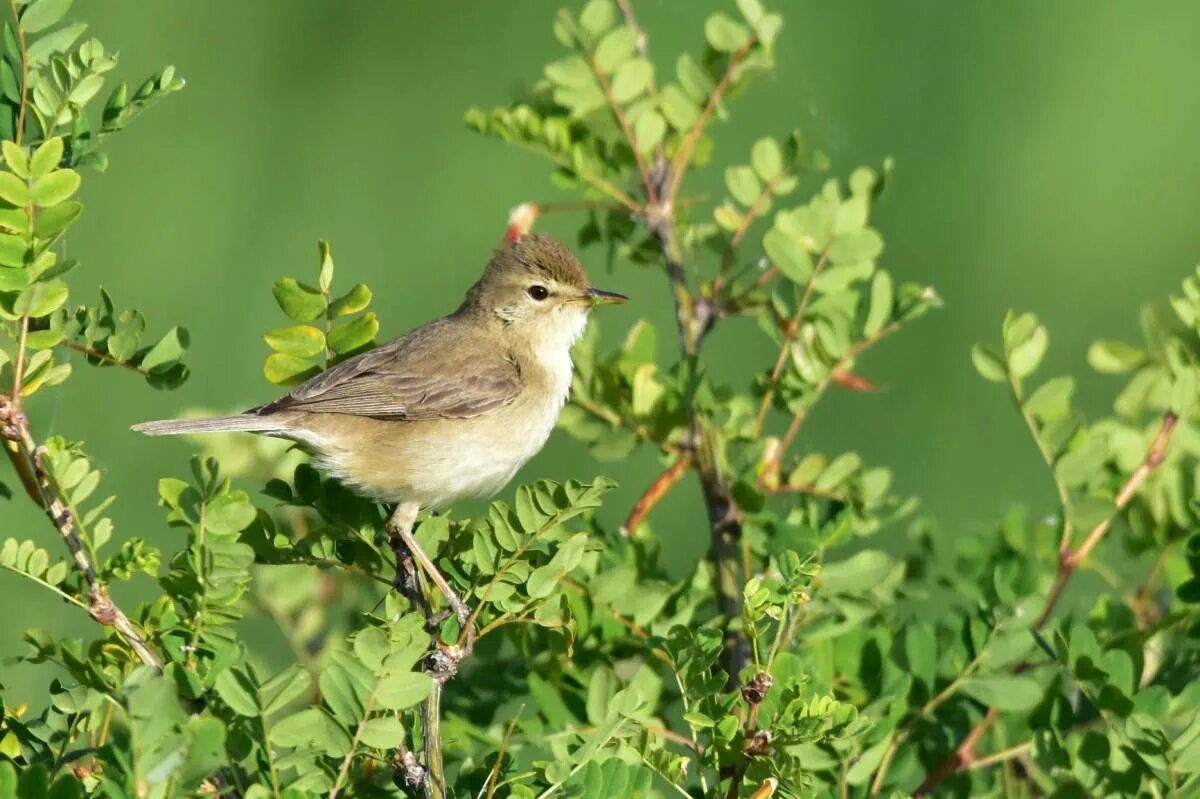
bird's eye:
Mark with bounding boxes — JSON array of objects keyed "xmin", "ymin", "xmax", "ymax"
[{"xmin": 527, "ymin": 285, "xmax": 549, "ymax": 301}]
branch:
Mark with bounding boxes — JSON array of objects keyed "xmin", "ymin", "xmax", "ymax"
[
  {"xmin": 583, "ymin": 50, "xmax": 658, "ymax": 207},
  {"xmin": 621, "ymin": 455, "xmax": 690, "ymax": 536},
  {"xmin": 8, "ymin": 0, "xmax": 27, "ymax": 144},
  {"xmin": 0, "ymin": 397, "xmax": 163, "ymax": 670},
  {"xmin": 61, "ymin": 340, "xmax": 151, "ymax": 376},
  {"xmin": 663, "ymin": 37, "xmax": 757, "ymax": 205},
  {"xmin": 914, "ymin": 411, "xmax": 1178, "ymax": 797},
  {"xmin": 762, "ymin": 321, "xmax": 900, "ymax": 479},
  {"xmin": 752, "ymin": 247, "xmax": 832, "ymax": 436},
  {"xmin": 1007, "ymin": 368, "xmax": 1074, "ymax": 554}
]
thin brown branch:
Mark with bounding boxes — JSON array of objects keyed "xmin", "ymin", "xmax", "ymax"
[
  {"xmin": 61, "ymin": 340, "xmax": 148, "ymax": 375},
  {"xmin": 0, "ymin": 398, "xmax": 162, "ymax": 669},
  {"xmin": 764, "ymin": 321, "xmax": 900, "ymax": 477},
  {"xmin": 9, "ymin": 0, "xmax": 27, "ymax": 144},
  {"xmin": 752, "ymin": 248, "xmax": 832, "ymax": 435},
  {"xmin": 570, "ymin": 394, "xmax": 680, "ymax": 456},
  {"xmin": 621, "ymin": 455, "xmax": 690, "ymax": 536},
  {"xmin": 726, "ymin": 673, "xmax": 771, "ymax": 799},
  {"xmin": 914, "ymin": 411, "xmax": 1178, "ymax": 797},
  {"xmin": 663, "ymin": 37, "xmax": 756, "ymax": 205},
  {"xmin": 584, "ymin": 51, "xmax": 658, "ymax": 208},
  {"xmin": 770, "ymin": 483, "xmax": 848, "ymax": 503},
  {"xmin": 11, "ymin": 314, "xmax": 29, "ymax": 400},
  {"xmin": 614, "ymin": 0, "xmax": 665, "ymax": 171}
]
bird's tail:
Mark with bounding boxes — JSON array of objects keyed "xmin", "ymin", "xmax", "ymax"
[{"xmin": 132, "ymin": 415, "xmax": 282, "ymax": 436}]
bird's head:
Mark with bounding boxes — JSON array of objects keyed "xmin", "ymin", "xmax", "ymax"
[{"xmin": 463, "ymin": 234, "xmax": 627, "ymax": 350}]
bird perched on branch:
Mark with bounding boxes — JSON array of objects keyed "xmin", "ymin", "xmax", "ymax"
[{"xmin": 133, "ymin": 234, "xmax": 627, "ymax": 622}]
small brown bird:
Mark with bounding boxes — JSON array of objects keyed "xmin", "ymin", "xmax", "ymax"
[{"xmin": 134, "ymin": 235, "xmax": 626, "ymax": 621}]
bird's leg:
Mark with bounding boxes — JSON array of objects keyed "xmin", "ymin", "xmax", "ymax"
[
  {"xmin": 388, "ymin": 519, "xmax": 433, "ymax": 621},
  {"xmin": 386, "ymin": 502, "xmax": 470, "ymax": 626}
]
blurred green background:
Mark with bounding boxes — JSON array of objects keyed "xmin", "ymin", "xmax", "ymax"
[{"xmin": 5, "ymin": 1, "xmax": 1200, "ymax": 693}]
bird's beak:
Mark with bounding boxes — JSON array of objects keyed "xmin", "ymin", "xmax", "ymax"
[{"xmin": 584, "ymin": 287, "xmax": 628, "ymax": 306}]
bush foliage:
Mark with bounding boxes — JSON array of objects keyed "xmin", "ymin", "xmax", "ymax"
[{"xmin": 0, "ymin": 1, "xmax": 1198, "ymax": 798}]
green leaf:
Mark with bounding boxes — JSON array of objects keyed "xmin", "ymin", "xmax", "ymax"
[
  {"xmin": 261, "ymin": 664, "xmax": 312, "ymax": 716},
  {"xmin": 1, "ymin": 141, "xmax": 27, "ymax": 177},
  {"xmin": 863, "ymin": 270, "xmax": 893, "ymax": 336},
  {"xmin": 263, "ymin": 353, "xmax": 319, "ymax": 386},
  {"xmin": 264, "ymin": 325, "xmax": 325, "ymax": 358},
  {"xmin": 327, "ymin": 312, "xmax": 378, "ymax": 355},
  {"xmin": 1087, "ymin": 339, "xmax": 1145, "ymax": 374},
  {"xmin": 829, "ymin": 228, "xmax": 883, "ymax": 264},
  {"xmin": 633, "ymin": 110, "xmax": 665, "ymax": 154},
  {"xmin": 34, "ymin": 200, "xmax": 81, "ymax": 238},
  {"xmin": 140, "ymin": 326, "xmax": 188, "ymax": 371},
  {"xmin": 376, "ymin": 670, "xmax": 433, "ymax": 711},
  {"xmin": 1025, "ymin": 376, "xmax": 1074, "ymax": 421},
  {"xmin": 820, "ymin": 550, "xmax": 895, "ymax": 595},
  {"xmin": 611, "ymin": 57, "xmax": 652, "ymax": 103},
  {"xmin": 20, "ymin": 0, "xmax": 72, "ymax": 34},
  {"xmin": 27, "ymin": 23, "xmax": 85, "ymax": 68},
  {"xmin": 358, "ymin": 716, "xmax": 405, "ymax": 749},
  {"xmin": 1009, "ymin": 325, "xmax": 1048, "ymax": 378},
  {"xmin": 594, "ymin": 26, "xmax": 636, "ymax": 73},
  {"xmin": 213, "ymin": 669, "xmax": 258, "ymax": 717},
  {"xmin": 329, "ymin": 283, "xmax": 371, "ymax": 317},
  {"xmin": 705, "ymin": 13, "xmax": 751, "ymax": 52},
  {"xmin": 0, "ymin": 237, "xmax": 27, "ymax": 269},
  {"xmin": 29, "ymin": 137, "xmax": 63, "ymax": 177},
  {"xmin": 31, "ymin": 169, "xmax": 80, "ymax": 206},
  {"xmin": 971, "ymin": 344, "xmax": 1007, "ymax": 383},
  {"xmin": 675, "ymin": 54, "xmax": 714, "ymax": 103},
  {"xmin": 527, "ymin": 564, "xmax": 563, "ymax": 600},
  {"xmin": 659, "ymin": 84, "xmax": 699, "ymax": 130},
  {"xmin": 13, "ymin": 279, "xmax": 67, "ymax": 316},
  {"xmin": 961, "ymin": 675, "xmax": 1043, "ymax": 711},
  {"xmin": 751, "ymin": 137, "xmax": 783, "ymax": 181},
  {"xmin": 579, "ymin": 0, "xmax": 616, "ymax": 40},
  {"xmin": 317, "ymin": 239, "xmax": 333, "ymax": 293},
  {"xmin": 763, "ymin": 228, "xmax": 811, "ymax": 284},
  {"xmin": 725, "ymin": 165, "xmax": 760, "ymax": 207},
  {"xmin": 0, "ymin": 171, "xmax": 29, "ymax": 205},
  {"xmin": 272, "ymin": 277, "xmax": 326, "ymax": 322}
]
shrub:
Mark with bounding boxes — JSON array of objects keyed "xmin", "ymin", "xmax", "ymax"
[{"xmin": 0, "ymin": 1, "xmax": 1197, "ymax": 798}]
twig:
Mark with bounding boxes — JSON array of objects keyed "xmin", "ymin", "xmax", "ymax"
[
  {"xmin": 1007, "ymin": 368, "xmax": 1075, "ymax": 555},
  {"xmin": 8, "ymin": 0, "xmax": 27, "ymax": 145},
  {"xmin": 762, "ymin": 321, "xmax": 900, "ymax": 478},
  {"xmin": 583, "ymin": 50, "xmax": 658, "ymax": 207},
  {"xmin": 505, "ymin": 138, "xmax": 641, "ymax": 214},
  {"xmin": 613, "ymin": 0, "xmax": 665, "ymax": 169},
  {"xmin": 770, "ymin": 483, "xmax": 848, "ymax": 503},
  {"xmin": 570, "ymin": 395, "xmax": 680, "ymax": 455},
  {"xmin": 480, "ymin": 708, "xmax": 523, "ymax": 799},
  {"xmin": 966, "ymin": 740, "xmax": 1032, "ymax": 772},
  {"xmin": 663, "ymin": 37, "xmax": 757, "ymax": 205},
  {"xmin": 61, "ymin": 340, "xmax": 149, "ymax": 375},
  {"xmin": 0, "ymin": 398, "xmax": 162, "ymax": 670},
  {"xmin": 11, "ymin": 314, "xmax": 29, "ymax": 401},
  {"xmin": 752, "ymin": 248, "xmax": 832, "ymax": 435},
  {"xmin": 725, "ymin": 672, "xmax": 772, "ymax": 799},
  {"xmin": 914, "ymin": 412, "xmax": 1178, "ymax": 797},
  {"xmin": 621, "ymin": 455, "xmax": 690, "ymax": 536}
]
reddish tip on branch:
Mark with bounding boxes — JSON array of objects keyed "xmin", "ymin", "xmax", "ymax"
[{"xmin": 505, "ymin": 203, "xmax": 539, "ymax": 243}]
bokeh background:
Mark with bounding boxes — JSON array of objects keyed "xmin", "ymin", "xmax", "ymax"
[{"xmin": 4, "ymin": 1, "xmax": 1200, "ymax": 695}]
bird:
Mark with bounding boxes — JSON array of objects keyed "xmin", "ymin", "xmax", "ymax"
[{"xmin": 133, "ymin": 234, "xmax": 627, "ymax": 622}]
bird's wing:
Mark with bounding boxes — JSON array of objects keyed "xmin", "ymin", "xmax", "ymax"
[{"xmin": 252, "ymin": 320, "xmax": 523, "ymax": 420}]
